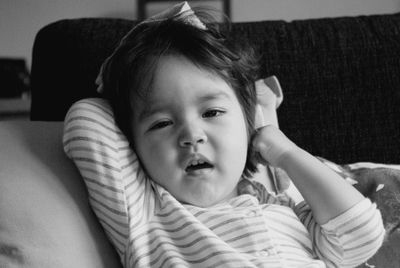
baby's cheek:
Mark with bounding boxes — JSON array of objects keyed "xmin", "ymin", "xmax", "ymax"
[
  {"xmin": 147, "ymin": 145, "xmax": 176, "ymax": 173},
  {"xmin": 134, "ymin": 141, "xmax": 160, "ymax": 175},
  {"xmin": 222, "ymin": 137, "xmax": 247, "ymax": 167}
]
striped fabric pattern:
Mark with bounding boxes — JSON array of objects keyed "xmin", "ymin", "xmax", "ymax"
[{"xmin": 63, "ymin": 98, "xmax": 385, "ymax": 268}]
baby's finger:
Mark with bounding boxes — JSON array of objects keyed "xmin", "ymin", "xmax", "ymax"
[
  {"xmin": 249, "ymin": 139, "xmax": 269, "ymax": 167},
  {"xmin": 251, "ymin": 127, "xmax": 272, "ymax": 165},
  {"xmin": 254, "ymin": 151, "xmax": 269, "ymax": 166},
  {"xmin": 264, "ymin": 76, "xmax": 283, "ymax": 109}
]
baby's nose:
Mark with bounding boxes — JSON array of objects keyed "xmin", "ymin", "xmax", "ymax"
[{"xmin": 178, "ymin": 125, "xmax": 208, "ymax": 147}]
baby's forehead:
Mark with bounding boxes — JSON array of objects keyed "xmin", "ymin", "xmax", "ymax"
[
  {"xmin": 131, "ymin": 54, "xmax": 238, "ymax": 111},
  {"xmin": 142, "ymin": 86, "xmax": 234, "ymax": 106}
]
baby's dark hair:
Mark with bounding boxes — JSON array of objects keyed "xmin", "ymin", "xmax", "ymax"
[{"xmin": 102, "ymin": 10, "xmax": 259, "ymax": 178}]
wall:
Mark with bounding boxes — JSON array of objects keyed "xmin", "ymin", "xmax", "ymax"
[
  {"xmin": 1, "ymin": 0, "xmax": 399, "ymax": 71},
  {"xmin": 233, "ymin": 0, "xmax": 400, "ymax": 21}
]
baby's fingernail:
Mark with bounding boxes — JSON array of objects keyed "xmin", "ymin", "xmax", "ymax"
[
  {"xmin": 255, "ymin": 80, "xmax": 270, "ymax": 95},
  {"xmin": 257, "ymin": 87, "xmax": 271, "ymax": 95}
]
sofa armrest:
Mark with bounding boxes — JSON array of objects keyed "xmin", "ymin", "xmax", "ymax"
[{"xmin": 0, "ymin": 121, "xmax": 122, "ymax": 268}]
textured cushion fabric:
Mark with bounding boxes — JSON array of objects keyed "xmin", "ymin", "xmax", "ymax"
[
  {"xmin": 30, "ymin": 13, "xmax": 400, "ymax": 166},
  {"xmin": 30, "ymin": 18, "xmax": 136, "ymax": 120},
  {"xmin": 0, "ymin": 121, "xmax": 122, "ymax": 268},
  {"xmin": 227, "ymin": 14, "xmax": 400, "ymax": 164}
]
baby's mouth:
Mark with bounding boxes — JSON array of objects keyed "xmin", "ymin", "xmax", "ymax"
[{"xmin": 185, "ymin": 159, "xmax": 214, "ymax": 173}]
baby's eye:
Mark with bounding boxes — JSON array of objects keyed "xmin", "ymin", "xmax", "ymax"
[
  {"xmin": 149, "ymin": 120, "xmax": 172, "ymax": 131},
  {"xmin": 202, "ymin": 109, "xmax": 225, "ymax": 118}
]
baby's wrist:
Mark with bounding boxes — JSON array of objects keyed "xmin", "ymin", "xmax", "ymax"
[{"xmin": 274, "ymin": 147, "xmax": 304, "ymax": 169}]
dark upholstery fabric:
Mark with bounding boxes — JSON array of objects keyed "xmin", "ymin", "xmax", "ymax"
[
  {"xmin": 30, "ymin": 19, "xmax": 138, "ymax": 121},
  {"xmin": 30, "ymin": 14, "xmax": 400, "ymax": 165}
]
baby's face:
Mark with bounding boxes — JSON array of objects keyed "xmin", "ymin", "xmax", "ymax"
[{"xmin": 131, "ymin": 55, "xmax": 249, "ymax": 207}]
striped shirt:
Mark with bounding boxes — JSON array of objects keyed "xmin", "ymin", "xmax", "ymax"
[{"xmin": 63, "ymin": 98, "xmax": 384, "ymax": 268}]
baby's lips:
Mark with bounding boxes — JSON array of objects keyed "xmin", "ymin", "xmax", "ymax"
[{"xmin": 183, "ymin": 153, "xmax": 213, "ymax": 170}]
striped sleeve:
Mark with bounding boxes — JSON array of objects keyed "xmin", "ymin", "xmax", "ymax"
[
  {"xmin": 295, "ymin": 198, "xmax": 385, "ymax": 268},
  {"xmin": 62, "ymin": 98, "xmax": 155, "ymax": 260}
]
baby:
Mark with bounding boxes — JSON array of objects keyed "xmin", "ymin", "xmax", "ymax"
[{"xmin": 63, "ymin": 2, "xmax": 384, "ymax": 267}]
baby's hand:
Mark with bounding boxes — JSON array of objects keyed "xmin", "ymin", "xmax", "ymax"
[
  {"xmin": 255, "ymin": 76, "xmax": 283, "ymax": 109},
  {"xmin": 255, "ymin": 76, "xmax": 283, "ymax": 128},
  {"xmin": 252, "ymin": 125, "xmax": 299, "ymax": 167}
]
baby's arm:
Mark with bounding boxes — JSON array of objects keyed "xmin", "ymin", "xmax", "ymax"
[
  {"xmin": 63, "ymin": 98, "xmax": 156, "ymax": 258},
  {"xmin": 253, "ymin": 126, "xmax": 385, "ymax": 266},
  {"xmin": 253, "ymin": 80, "xmax": 384, "ymax": 266},
  {"xmin": 252, "ymin": 125, "xmax": 365, "ymax": 225}
]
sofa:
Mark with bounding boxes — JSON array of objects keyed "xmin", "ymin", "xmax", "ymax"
[{"xmin": 1, "ymin": 11, "xmax": 400, "ymax": 268}]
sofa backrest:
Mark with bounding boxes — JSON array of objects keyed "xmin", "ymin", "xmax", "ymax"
[{"xmin": 30, "ymin": 14, "xmax": 400, "ymax": 164}]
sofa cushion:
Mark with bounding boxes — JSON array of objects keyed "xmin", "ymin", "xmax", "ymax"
[{"xmin": 0, "ymin": 121, "xmax": 122, "ymax": 268}]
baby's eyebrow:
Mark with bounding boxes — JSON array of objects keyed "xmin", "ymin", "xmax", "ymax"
[
  {"xmin": 138, "ymin": 91, "xmax": 232, "ymax": 121},
  {"xmin": 198, "ymin": 91, "xmax": 232, "ymax": 103},
  {"xmin": 138, "ymin": 104, "xmax": 165, "ymax": 122}
]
